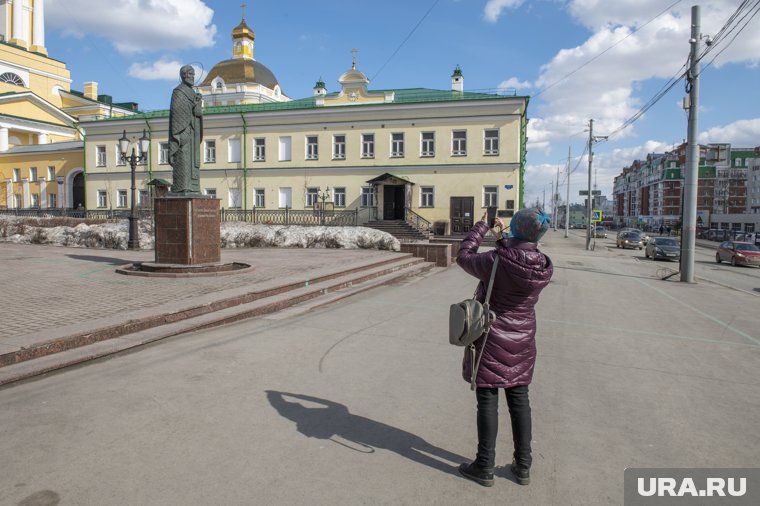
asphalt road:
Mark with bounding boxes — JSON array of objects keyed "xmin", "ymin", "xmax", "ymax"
[{"xmin": 1, "ymin": 231, "xmax": 758, "ymax": 505}]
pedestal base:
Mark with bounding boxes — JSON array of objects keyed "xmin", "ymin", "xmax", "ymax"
[{"xmin": 155, "ymin": 196, "xmax": 220, "ymax": 265}]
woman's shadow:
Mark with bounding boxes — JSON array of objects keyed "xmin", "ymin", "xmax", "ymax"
[{"xmin": 266, "ymin": 391, "xmax": 466, "ymax": 476}]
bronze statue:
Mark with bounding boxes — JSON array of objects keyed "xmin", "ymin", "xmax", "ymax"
[{"xmin": 168, "ymin": 65, "xmax": 203, "ymax": 194}]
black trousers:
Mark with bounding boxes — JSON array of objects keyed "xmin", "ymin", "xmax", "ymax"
[{"xmin": 474, "ymin": 385, "xmax": 532, "ymax": 471}]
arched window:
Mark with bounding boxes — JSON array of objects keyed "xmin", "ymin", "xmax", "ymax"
[
  {"xmin": 0, "ymin": 72, "xmax": 25, "ymax": 87},
  {"xmin": 216, "ymin": 81, "xmax": 223, "ymax": 90}
]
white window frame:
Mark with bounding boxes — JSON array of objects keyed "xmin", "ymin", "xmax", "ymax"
[
  {"xmin": 305, "ymin": 187, "xmax": 319, "ymax": 207},
  {"xmin": 159, "ymin": 142, "xmax": 170, "ymax": 165},
  {"xmin": 420, "ymin": 186, "xmax": 434, "ymax": 208},
  {"xmin": 254, "ymin": 188, "xmax": 265, "ymax": 208},
  {"xmin": 97, "ymin": 190, "xmax": 108, "ymax": 208},
  {"xmin": 29, "ymin": 167, "xmax": 37, "ymax": 181},
  {"xmin": 12, "ymin": 168, "xmax": 20, "ymax": 182},
  {"xmin": 279, "ymin": 136, "xmax": 292, "ymax": 161},
  {"xmin": 48, "ymin": 193, "xmax": 57, "ymax": 208},
  {"xmin": 483, "ymin": 186, "xmax": 498, "ymax": 207},
  {"xmin": 228, "ymin": 188, "xmax": 242, "ymax": 208},
  {"xmin": 96, "ymin": 145, "xmax": 107, "ymax": 166},
  {"xmin": 390, "ymin": 132, "xmax": 404, "ymax": 157},
  {"xmin": 205, "ymin": 188, "xmax": 217, "ymax": 199},
  {"xmin": 13, "ymin": 193, "xmax": 21, "ymax": 208},
  {"xmin": 484, "ymin": 129, "xmax": 499, "ymax": 155},
  {"xmin": 305, "ymin": 136, "xmax": 319, "ymax": 160},
  {"xmin": 278, "ymin": 187, "xmax": 292, "ymax": 208},
  {"xmin": 333, "ymin": 187, "xmax": 346, "ymax": 207},
  {"xmin": 30, "ymin": 193, "xmax": 39, "ymax": 207},
  {"xmin": 452, "ymin": 130, "xmax": 467, "ymax": 156},
  {"xmin": 228, "ymin": 138, "xmax": 242, "ymax": 163},
  {"xmin": 204, "ymin": 140, "xmax": 216, "ymax": 163},
  {"xmin": 138, "ymin": 190, "xmax": 149, "ymax": 207},
  {"xmin": 115, "ymin": 145, "xmax": 126, "ymax": 166},
  {"xmin": 117, "ymin": 189, "xmax": 128, "ymax": 208},
  {"xmin": 47, "ymin": 166, "xmax": 55, "ymax": 181},
  {"xmin": 360, "ymin": 186, "xmax": 376, "ymax": 207},
  {"xmin": 254, "ymin": 138, "xmax": 265, "ymax": 161},
  {"xmin": 333, "ymin": 134, "xmax": 346, "ymax": 160},
  {"xmin": 361, "ymin": 133, "xmax": 375, "ymax": 159},
  {"xmin": 421, "ymin": 132, "xmax": 435, "ymax": 157}
]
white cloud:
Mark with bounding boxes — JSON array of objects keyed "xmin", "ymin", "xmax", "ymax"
[
  {"xmin": 516, "ymin": 1, "xmax": 760, "ymax": 158},
  {"xmin": 47, "ymin": 0, "xmax": 217, "ymax": 54},
  {"xmin": 483, "ymin": 0, "xmax": 526, "ymax": 23},
  {"xmin": 698, "ymin": 118, "xmax": 760, "ymax": 146},
  {"xmin": 497, "ymin": 77, "xmax": 532, "ymax": 92},
  {"xmin": 128, "ymin": 58, "xmax": 205, "ymax": 82}
]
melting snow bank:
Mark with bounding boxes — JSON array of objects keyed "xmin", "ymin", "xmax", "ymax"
[{"xmin": 0, "ymin": 217, "xmax": 400, "ymax": 251}]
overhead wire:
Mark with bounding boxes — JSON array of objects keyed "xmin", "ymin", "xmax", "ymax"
[
  {"xmin": 371, "ymin": 0, "xmax": 441, "ymax": 81},
  {"xmin": 532, "ymin": 0, "xmax": 684, "ymax": 99}
]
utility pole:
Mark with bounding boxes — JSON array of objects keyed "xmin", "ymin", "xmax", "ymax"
[
  {"xmin": 586, "ymin": 120, "xmax": 594, "ymax": 250},
  {"xmin": 681, "ymin": 5, "xmax": 700, "ymax": 283},
  {"xmin": 565, "ymin": 146, "xmax": 571, "ymax": 238},
  {"xmin": 554, "ymin": 165, "xmax": 560, "ymax": 230},
  {"xmin": 586, "ymin": 119, "xmax": 608, "ymax": 250}
]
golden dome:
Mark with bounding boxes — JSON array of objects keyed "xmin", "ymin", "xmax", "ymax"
[
  {"xmin": 232, "ymin": 19, "xmax": 255, "ymax": 40},
  {"xmin": 201, "ymin": 59, "xmax": 279, "ymax": 90}
]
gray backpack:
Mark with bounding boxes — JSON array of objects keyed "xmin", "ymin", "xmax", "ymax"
[{"xmin": 449, "ymin": 256, "xmax": 498, "ymax": 347}]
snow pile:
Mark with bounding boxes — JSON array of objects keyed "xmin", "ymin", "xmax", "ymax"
[{"xmin": 0, "ymin": 216, "xmax": 400, "ymax": 251}]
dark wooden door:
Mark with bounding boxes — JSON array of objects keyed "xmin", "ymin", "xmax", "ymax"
[
  {"xmin": 73, "ymin": 172, "xmax": 85, "ymax": 209},
  {"xmin": 450, "ymin": 197, "xmax": 474, "ymax": 234},
  {"xmin": 383, "ymin": 185, "xmax": 405, "ymax": 220}
]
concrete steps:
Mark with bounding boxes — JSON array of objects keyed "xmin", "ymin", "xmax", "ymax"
[
  {"xmin": 364, "ymin": 220, "xmax": 431, "ymax": 242},
  {"xmin": 0, "ymin": 254, "xmax": 435, "ymax": 386}
]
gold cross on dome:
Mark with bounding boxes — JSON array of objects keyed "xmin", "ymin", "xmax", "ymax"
[
  {"xmin": 241, "ymin": 1, "xmax": 246, "ymax": 19},
  {"xmin": 351, "ymin": 48, "xmax": 358, "ymax": 69}
]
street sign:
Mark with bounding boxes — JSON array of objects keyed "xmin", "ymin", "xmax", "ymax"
[
  {"xmin": 592, "ymin": 210, "xmax": 602, "ymax": 222},
  {"xmin": 579, "ymin": 190, "xmax": 588, "ymax": 195},
  {"xmin": 579, "ymin": 190, "xmax": 602, "ymax": 196}
]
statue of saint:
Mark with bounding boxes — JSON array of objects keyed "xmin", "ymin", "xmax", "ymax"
[{"xmin": 168, "ymin": 65, "xmax": 203, "ymax": 195}]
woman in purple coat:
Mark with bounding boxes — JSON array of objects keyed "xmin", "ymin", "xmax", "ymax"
[{"xmin": 456, "ymin": 207, "xmax": 553, "ymax": 487}]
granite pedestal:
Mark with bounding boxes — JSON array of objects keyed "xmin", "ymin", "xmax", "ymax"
[{"xmin": 155, "ymin": 196, "xmax": 221, "ymax": 265}]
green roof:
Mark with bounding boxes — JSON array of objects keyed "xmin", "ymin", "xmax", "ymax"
[{"xmin": 92, "ymin": 87, "xmax": 527, "ymax": 123}]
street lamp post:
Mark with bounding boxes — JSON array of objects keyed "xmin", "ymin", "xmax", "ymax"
[
  {"xmin": 317, "ymin": 186, "xmax": 331, "ymax": 225},
  {"xmin": 118, "ymin": 129, "xmax": 150, "ymax": 250}
]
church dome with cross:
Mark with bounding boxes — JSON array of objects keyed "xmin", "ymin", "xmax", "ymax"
[{"xmin": 197, "ymin": 3, "xmax": 290, "ymax": 105}]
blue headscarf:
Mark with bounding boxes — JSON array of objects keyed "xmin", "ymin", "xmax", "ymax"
[{"xmin": 509, "ymin": 207, "xmax": 550, "ymax": 242}]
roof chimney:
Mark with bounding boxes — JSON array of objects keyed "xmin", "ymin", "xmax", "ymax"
[{"xmin": 83, "ymin": 82, "xmax": 98, "ymax": 101}]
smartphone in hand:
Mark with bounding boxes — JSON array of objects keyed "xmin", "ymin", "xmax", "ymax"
[{"xmin": 487, "ymin": 206, "xmax": 497, "ymax": 228}]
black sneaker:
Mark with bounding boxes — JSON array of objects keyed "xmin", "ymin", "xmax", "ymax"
[
  {"xmin": 458, "ymin": 462, "xmax": 494, "ymax": 487},
  {"xmin": 510, "ymin": 462, "xmax": 530, "ymax": 485}
]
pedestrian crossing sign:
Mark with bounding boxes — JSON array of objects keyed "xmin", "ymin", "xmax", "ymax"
[{"xmin": 592, "ymin": 210, "xmax": 602, "ymax": 222}]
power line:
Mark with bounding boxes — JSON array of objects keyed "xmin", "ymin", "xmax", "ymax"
[
  {"xmin": 533, "ymin": 0, "xmax": 683, "ymax": 98},
  {"xmin": 371, "ymin": 0, "xmax": 441, "ymax": 81}
]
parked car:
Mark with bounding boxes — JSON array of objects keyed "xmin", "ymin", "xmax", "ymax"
[
  {"xmin": 715, "ymin": 241, "xmax": 760, "ymax": 267},
  {"xmin": 593, "ymin": 226, "xmax": 607, "ymax": 238},
  {"xmin": 645, "ymin": 237, "xmax": 681, "ymax": 261},
  {"xmin": 616, "ymin": 231, "xmax": 644, "ymax": 249}
]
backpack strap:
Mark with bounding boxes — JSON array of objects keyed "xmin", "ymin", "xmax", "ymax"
[{"xmin": 471, "ymin": 255, "xmax": 499, "ymax": 390}]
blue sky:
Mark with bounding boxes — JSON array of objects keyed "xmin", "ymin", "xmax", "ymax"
[{"xmin": 45, "ymin": 0, "xmax": 760, "ymax": 207}]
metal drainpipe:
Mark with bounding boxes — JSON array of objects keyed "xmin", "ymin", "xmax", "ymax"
[
  {"xmin": 144, "ymin": 119, "xmax": 153, "ymax": 181},
  {"xmin": 240, "ymin": 113, "xmax": 248, "ymax": 211},
  {"xmin": 519, "ymin": 99, "xmax": 530, "ymax": 209}
]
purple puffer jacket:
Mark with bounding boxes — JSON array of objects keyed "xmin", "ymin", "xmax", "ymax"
[{"xmin": 457, "ymin": 221, "xmax": 553, "ymax": 388}]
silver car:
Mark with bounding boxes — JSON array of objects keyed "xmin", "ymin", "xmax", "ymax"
[{"xmin": 616, "ymin": 231, "xmax": 644, "ymax": 249}]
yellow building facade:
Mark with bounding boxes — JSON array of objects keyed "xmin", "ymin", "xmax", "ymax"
[{"xmin": 0, "ymin": 0, "xmax": 136, "ymax": 210}]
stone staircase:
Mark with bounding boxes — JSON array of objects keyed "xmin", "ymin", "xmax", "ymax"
[
  {"xmin": 364, "ymin": 220, "xmax": 431, "ymax": 242},
  {"xmin": 0, "ymin": 254, "xmax": 437, "ymax": 386}
]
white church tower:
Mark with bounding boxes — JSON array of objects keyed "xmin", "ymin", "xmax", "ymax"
[{"xmin": 1, "ymin": 0, "xmax": 47, "ymax": 55}]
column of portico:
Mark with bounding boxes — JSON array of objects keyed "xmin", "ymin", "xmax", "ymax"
[
  {"xmin": 22, "ymin": 178, "xmax": 29, "ymax": 208},
  {"xmin": 0, "ymin": 126, "xmax": 8, "ymax": 152},
  {"xmin": 11, "ymin": 0, "xmax": 27, "ymax": 47},
  {"xmin": 57, "ymin": 178, "xmax": 64, "ymax": 208},
  {"xmin": 40, "ymin": 177, "xmax": 47, "ymax": 208},
  {"xmin": 31, "ymin": 0, "xmax": 46, "ymax": 54},
  {"xmin": 5, "ymin": 179, "xmax": 12, "ymax": 208},
  {"xmin": 38, "ymin": 132, "xmax": 47, "ymax": 144}
]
